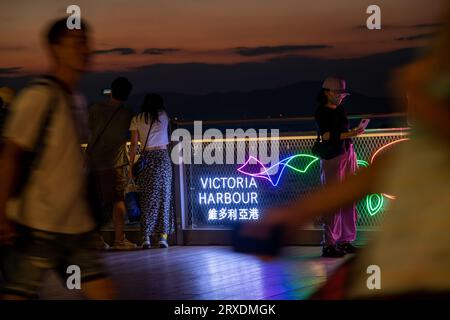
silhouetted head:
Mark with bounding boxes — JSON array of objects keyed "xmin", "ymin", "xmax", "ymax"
[
  {"xmin": 44, "ymin": 18, "xmax": 91, "ymax": 73},
  {"xmin": 317, "ymin": 76, "xmax": 350, "ymax": 107},
  {"xmin": 139, "ymin": 93, "xmax": 166, "ymax": 125},
  {"xmin": 111, "ymin": 77, "xmax": 133, "ymax": 102}
]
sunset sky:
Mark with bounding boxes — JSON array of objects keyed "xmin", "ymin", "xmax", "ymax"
[{"xmin": 0, "ymin": 0, "xmax": 445, "ymax": 75}]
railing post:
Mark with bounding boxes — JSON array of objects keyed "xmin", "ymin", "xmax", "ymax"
[{"xmin": 173, "ymin": 140, "xmax": 188, "ymax": 245}]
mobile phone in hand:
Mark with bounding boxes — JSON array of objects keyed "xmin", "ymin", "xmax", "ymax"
[{"xmin": 357, "ymin": 118, "xmax": 370, "ymax": 130}]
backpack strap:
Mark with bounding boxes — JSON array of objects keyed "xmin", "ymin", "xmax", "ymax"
[
  {"xmin": 26, "ymin": 79, "xmax": 60, "ymax": 169},
  {"xmin": 14, "ymin": 78, "xmax": 59, "ymax": 217},
  {"xmin": 85, "ymin": 105, "xmax": 122, "ymax": 156}
]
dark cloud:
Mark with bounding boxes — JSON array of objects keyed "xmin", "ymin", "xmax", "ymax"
[
  {"xmin": 93, "ymin": 47, "xmax": 136, "ymax": 55},
  {"xmin": 353, "ymin": 24, "xmax": 400, "ymax": 30},
  {"xmin": 353, "ymin": 23, "xmax": 442, "ymax": 30},
  {"xmin": 396, "ymin": 32, "xmax": 437, "ymax": 41},
  {"xmin": 233, "ymin": 45, "xmax": 332, "ymax": 56},
  {"xmin": 411, "ymin": 23, "xmax": 442, "ymax": 28},
  {"xmin": 0, "ymin": 67, "xmax": 22, "ymax": 74},
  {"xmin": 142, "ymin": 48, "xmax": 181, "ymax": 55}
]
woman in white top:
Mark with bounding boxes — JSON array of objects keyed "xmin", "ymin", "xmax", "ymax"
[{"xmin": 129, "ymin": 94, "xmax": 173, "ymax": 249}]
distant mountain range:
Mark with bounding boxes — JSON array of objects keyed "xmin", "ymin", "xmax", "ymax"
[
  {"xmin": 1, "ymin": 46, "xmax": 419, "ymax": 122},
  {"xmin": 127, "ymin": 80, "xmax": 394, "ymax": 121}
]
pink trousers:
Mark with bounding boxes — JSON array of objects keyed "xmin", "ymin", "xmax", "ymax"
[{"xmin": 320, "ymin": 144, "xmax": 358, "ymax": 246}]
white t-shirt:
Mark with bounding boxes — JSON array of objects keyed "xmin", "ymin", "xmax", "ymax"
[
  {"xmin": 347, "ymin": 131, "xmax": 450, "ymax": 298},
  {"xmin": 3, "ymin": 79, "xmax": 95, "ymax": 234},
  {"xmin": 129, "ymin": 111, "xmax": 169, "ymax": 148}
]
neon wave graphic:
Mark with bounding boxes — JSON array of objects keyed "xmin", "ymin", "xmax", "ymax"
[
  {"xmin": 237, "ymin": 138, "xmax": 409, "ymax": 216},
  {"xmin": 238, "ymin": 154, "xmax": 384, "ymax": 215},
  {"xmin": 237, "ymin": 154, "xmax": 320, "ymax": 187}
]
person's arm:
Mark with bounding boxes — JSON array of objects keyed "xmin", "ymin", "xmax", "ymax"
[
  {"xmin": 165, "ymin": 113, "xmax": 172, "ymax": 147},
  {"xmin": 316, "ymin": 108, "xmax": 363, "ymax": 141},
  {"xmin": 128, "ymin": 115, "xmax": 139, "ymax": 167},
  {"xmin": 129, "ymin": 130, "xmax": 139, "ymax": 177},
  {"xmin": 322, "ymin": 128, "xmax": 364, "ymax": 141}
]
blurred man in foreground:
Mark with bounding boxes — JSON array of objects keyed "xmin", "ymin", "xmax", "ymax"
[{"xmin": 0, "ymin": 18, "xmax": 116, "ymax": 299}]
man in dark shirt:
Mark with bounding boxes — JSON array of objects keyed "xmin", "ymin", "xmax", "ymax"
[{"xmin": 87, "ymin": 77, "xmax": 136, "ymax": 250}]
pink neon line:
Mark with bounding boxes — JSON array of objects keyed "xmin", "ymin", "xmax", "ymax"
[
  {"xmin": 237, "ymin": 155, "xmax": 296, "ymax": 186},
  {"xmin": 237, "ymin": 156, "xmax": 274, "ymax": 184}
]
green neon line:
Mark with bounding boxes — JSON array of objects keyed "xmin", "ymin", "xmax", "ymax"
[
  {"xmin": 357, "ymin": 160, "xmax": 369, "ymax": 168},
  {"xmin": 366, "ymin": 194, "xmax": 384, "ymax": 216},
  {"xmin": 284, "ymin": 154, "xmax": 320, "ymax": 173}
]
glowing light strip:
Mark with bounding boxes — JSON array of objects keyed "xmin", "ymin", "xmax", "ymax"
[
  {"xmin": 191, "ymin": 133, "xmax": 409, "ymax": 143},
  {"xmin": 370, "ymin": 138, "xmax": 410, "ymax": 164},
  {"xmin": 192, "ymin": 135, "xmax": 318, "ymax": 143},
  {"xmin": 237, "ymin": 154, "xmax": 319, "ymax": 187}
]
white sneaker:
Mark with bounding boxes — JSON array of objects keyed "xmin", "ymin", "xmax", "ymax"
[
  {"xmin": 101, "ymin": 241, "xmax": 111, "ymax": 250},
  {"xmin": 141, "ymin": 236, "xmax": 151, "ymax": 249},
  {"xmin": 112, "ymin": 237, "xmax": 138, "ymax": 250},
  {"xmin": 95, "ymin": 235, "xmax": 110, "ymax": 250}
]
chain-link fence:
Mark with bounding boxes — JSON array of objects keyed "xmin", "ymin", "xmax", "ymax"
[{"xmin": 182, "ymin": 129, "xmax": 410, "ymax": 230}]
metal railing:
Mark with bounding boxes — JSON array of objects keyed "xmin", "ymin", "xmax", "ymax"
[{"xmin": 82, "ymin": 113, "xmax": 411, "ymax": 244}]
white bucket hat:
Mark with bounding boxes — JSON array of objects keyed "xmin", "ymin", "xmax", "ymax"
[{"xmin": 322, "ymin": 76, "xmax": 350, "ymax": 96}]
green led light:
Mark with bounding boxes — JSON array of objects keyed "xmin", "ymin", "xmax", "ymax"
[
  {"xmin": 285, "ymin": 154, "xmax": 320, "ymax": 173},
  {"xmin": 366, "ymin": 193, "xmax": 384, "ymax": 216},
  {"xmin": 357, "ymin": 159, "xmax": 383, "ymax": 216},
  {"xmin": 357, "ymin": 160, "xmax": 369, "ymax": 168}
]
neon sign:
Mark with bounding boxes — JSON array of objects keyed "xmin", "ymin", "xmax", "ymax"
[
  {"xmin": 238, "ymin": 154, "xmax": 385, "ymax": 215},
  {"xmin": 237, "ymin": 154, "xmax": 319, "ymax": 187},
  {"xmin": 356, "ymin": 160, "xmax": 384, "ymax": 216},
  {"xmin": 236, "ymin": 137, "xmax": 409, "ymax": 217},
  {"xmin": 357, "ymin": 160, "xmax": 369, "ymax": 168},
  {"xmin": 366, "ymin": 193, "xmax": 384, "ymax": 216},
  {"xmin": 198, "ymin": 176, "xmax": 260, "ymax": 222}
]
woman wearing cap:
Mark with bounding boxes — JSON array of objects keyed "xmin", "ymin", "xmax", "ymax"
[{"xmin": 314, "ymin": 76, "xmax": 364, "ymax": 257}]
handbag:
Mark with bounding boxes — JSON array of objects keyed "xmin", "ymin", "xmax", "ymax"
[
  {"xmin": 124, "ymin": 178, "xmax": 141, "ymax": 222},
  {"xmin": 131, "ymin": 120, "xmax": 153, "ymax": 177},
  {"xmin": 311, "ymin": 132, "xmax": 343, "ymax": 160}
]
